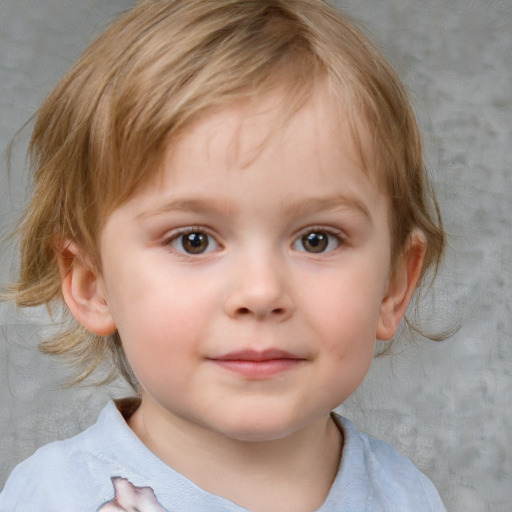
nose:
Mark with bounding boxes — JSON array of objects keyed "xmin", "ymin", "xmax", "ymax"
[{"xmin": 223, "ymin": 253, "xmax": 294, "ymax": 321}]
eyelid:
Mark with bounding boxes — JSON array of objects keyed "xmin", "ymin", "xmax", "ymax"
[
  {"xmin": 162, "ymin": 226, "xmax": 222, "ymax": 255},
  {"xmin": 294, "ymin": 225, "xmax": 345, "ymax": 239},
  {"xmin": 292, "ymin": 225, "xmax": 346, "ymax": 253}
]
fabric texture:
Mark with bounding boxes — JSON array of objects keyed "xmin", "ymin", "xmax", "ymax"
[{"xmin": 0, "ymin": 399, "xmax": 446, "ymax": 512}]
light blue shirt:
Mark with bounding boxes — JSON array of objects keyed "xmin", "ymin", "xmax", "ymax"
[{"xmin": 0, "ymin": 400, "xmax": 446, "ymax": 511}]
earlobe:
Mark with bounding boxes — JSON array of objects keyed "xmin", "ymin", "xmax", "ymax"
[
  {"xmin": 376, "ymin": 231, "xmax": 426, "ymax": 341},
  {"xmin": 58, "ymin": 241, "xmax": 117, "ymax": 336}
]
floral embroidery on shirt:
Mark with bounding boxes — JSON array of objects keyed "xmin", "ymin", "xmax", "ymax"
[{"xmin": 98, "ymin": 477, "xmax": 167, "ymax": 512}]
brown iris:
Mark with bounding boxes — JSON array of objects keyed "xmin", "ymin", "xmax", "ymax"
[
  {"xmin": 301, "ymin": 232, "xmax": 328, "ymax": 253},
  {"xmin": 181, "ymin": 232, "xmax": 209, "ymax": 254}
]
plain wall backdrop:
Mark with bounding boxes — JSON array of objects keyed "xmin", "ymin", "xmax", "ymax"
[{"xmin": 1, "ymin": 1, "xmax": 511, "ymax": 510}]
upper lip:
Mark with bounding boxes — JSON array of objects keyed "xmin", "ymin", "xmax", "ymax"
[{"xmin": 210, "ymin": 349, "xmax": 303, "ymax": 361}]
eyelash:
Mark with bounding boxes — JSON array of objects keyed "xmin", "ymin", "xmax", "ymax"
[
  {"xmin": 162, "ymin": 227, "xmax": 221, "ymax": 256},
  {"xmin": 161, "ymin": 226, "xmax": 345, "ymax": 256},
  {"xmin": 292, "ymin": 226, "xmax": 344, "ymax": 254}
]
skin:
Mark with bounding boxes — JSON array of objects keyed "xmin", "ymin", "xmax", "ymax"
[{"xmin": 61, "ymin": 86, "xmax": 425, "ymax": 512}]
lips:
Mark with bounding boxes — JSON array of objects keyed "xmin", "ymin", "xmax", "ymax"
[
  {"xmin": 213, "ymin": 349, "xmax": 299, "ymax": 361},
  {"xmin": 208, "ymin": 349, "xmax": 305, "ymax": 378}
]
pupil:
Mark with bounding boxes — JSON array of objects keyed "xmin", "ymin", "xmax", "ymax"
[
  {"xmin": 183, "ymin": 233, "xmax": 208, "ymax": 253},
  {"xmin": 303, "ymin": 232, "xmax": 328, "ymax": 253}
]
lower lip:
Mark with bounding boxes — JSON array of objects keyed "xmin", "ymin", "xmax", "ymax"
[{"xmin": 211, "ymin": 359, "xmax": 303, "ymax": 378}]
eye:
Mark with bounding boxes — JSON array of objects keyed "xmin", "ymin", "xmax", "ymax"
[
  {"xmin": 169, "ymin": 230, "xmax": 219, "ymax": 255},
  {"xmin": 293, "ymin": 230, "xmax": 341, "ymax": 254}
]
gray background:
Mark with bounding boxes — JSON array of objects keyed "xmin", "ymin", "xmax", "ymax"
[{"xmin": 1, "ymin": 1, "xmax": 511, "ymax": 510}]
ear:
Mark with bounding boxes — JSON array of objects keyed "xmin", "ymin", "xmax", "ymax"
[
  {"xmin": 58, "ymin": 241, "xmax": 117, "ymax": 336},
  {"xmin": 377, "ymin": 231, "xmax": 426, "ymax": 341}
]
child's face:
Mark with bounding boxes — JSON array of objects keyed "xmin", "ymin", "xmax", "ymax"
[{"xmin": 91, "ymin": 89, "xmax": 411, "ymax": 442}]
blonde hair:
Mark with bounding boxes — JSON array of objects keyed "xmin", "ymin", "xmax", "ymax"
[{"xmin": 8, "ymin": 0, "xmax": 444, "ymax": 387}]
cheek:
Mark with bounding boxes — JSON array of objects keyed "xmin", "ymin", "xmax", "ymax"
[
  {"xmin": 117, "ymin": 293, "xmax": 196, "ymax": 355},
  {"xmin": 107, "ymin": 271, "xmax": 218, "ymax": 383},
  {"xmin": 298, "ymin": 265, "xmax": 387, "ymax": 342},
  {"xmin": 118, "ymin": 309, "xmax": 196, "ymax": 398}
]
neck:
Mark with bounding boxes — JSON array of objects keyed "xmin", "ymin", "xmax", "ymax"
[{"xmin": 127, "ymin": 399, "xmax": 343, "ymax": 512}]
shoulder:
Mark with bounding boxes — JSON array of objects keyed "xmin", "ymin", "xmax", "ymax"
[
  {"xmin": 330, "ymin": 414, "xmax": 446, "ymax": 512},
  {"xmin": 0, "ymin": 402, "xmax": 124, "ymax": 512}
]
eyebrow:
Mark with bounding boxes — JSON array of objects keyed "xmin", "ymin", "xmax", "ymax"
[
  {"xmin": 137, "ymin": 198, "xmax": 235, "ymax": 219},
  {"xmin": 283, "ymin": 195, "xmax": 371, "ymax": 219},
  {"xmin": 137, "ymin": 194, "xmax": 371, "ymax": 220}
]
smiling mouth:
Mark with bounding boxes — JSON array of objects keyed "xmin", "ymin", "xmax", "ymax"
[{"xmin": 208, "ymin": 349, "xmax": 305, "ymax": 378}]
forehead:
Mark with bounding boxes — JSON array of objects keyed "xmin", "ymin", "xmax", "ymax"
[
  {"xmin": 150, "ymin": 85, "xmax": 377, "ymax": 192},
  {"xmin": 126, "ymin": 85, "xmax": 387, "ymax": 226}
]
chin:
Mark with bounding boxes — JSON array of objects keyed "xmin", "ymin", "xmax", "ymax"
[
  {"xmin": 211, "ymin": 412, "xmax": 305, "ymax": 443},
  {"xmin": 222, "ymin": 428, "xmax": 295, "ymax": 443}
]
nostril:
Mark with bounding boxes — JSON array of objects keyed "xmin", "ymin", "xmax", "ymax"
[{"xmin": 235, "ymin": 306, "xmax": 286, "ymax": 316}]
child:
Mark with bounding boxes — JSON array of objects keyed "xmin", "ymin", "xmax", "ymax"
[{"xmin": 0, "ymin": 0, "xmax": 447, "ymax": 510}]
